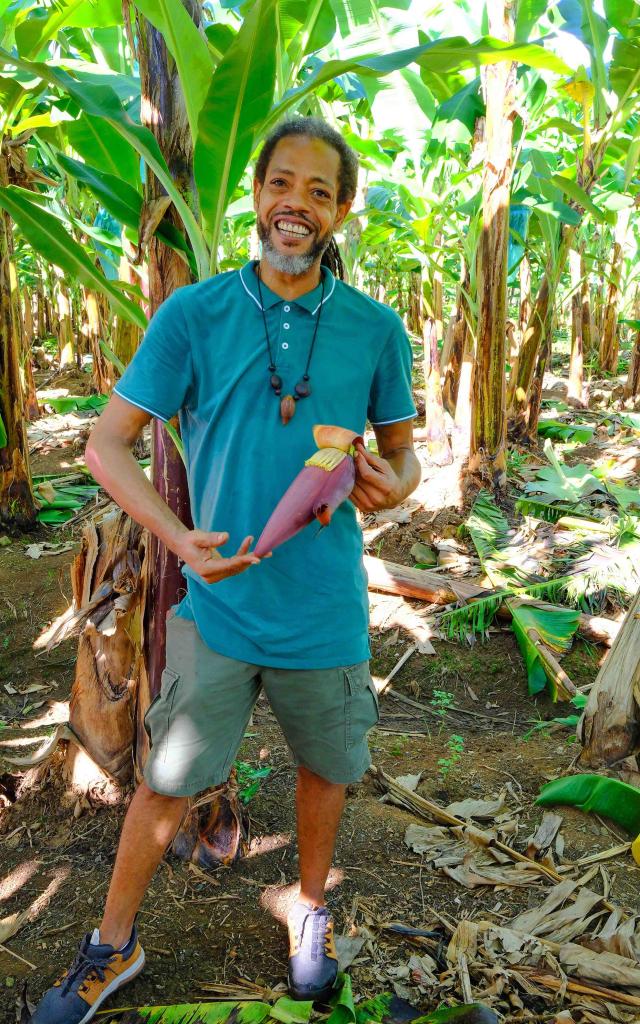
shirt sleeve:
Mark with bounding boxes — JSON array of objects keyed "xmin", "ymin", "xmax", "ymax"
[
  {"xmin": 367, "ymin": 312, "xmax": 417, "ymax": 426},
  {"xmin": 113, "ymin": 289, "xmax": 193, "ymax": 421}
]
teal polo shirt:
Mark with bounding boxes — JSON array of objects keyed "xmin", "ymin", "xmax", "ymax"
[{"xmin": 113, "ymin": 260, "xmax": 416, "ymax": 668}]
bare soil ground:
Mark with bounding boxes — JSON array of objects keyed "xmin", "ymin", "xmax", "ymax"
[{"xmin": 0, "ymin": 368, "xmax": 639, "ymax": 1022}]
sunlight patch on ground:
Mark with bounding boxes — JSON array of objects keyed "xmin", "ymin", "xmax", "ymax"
[
  {"xmin": 0, "ymin": 860, "xmax": 41, "ymax": 903},
  {"xmin": 259, "ymin": 868, "xmax": 345, "ymax": 924}
]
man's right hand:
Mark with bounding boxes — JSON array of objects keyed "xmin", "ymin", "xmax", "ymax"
[{"xmin": 175, "ymin": 530, "xmax": 262, "ymax": 584}]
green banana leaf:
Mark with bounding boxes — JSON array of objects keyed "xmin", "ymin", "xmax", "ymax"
[
  {"xmin": 354, "ymin": 992, "xmax": 497, "ymax": 1024},
  {"xmin": 510, "ymin": 600, "xmax": 580, "ymax": 699},
  {"xmin": 42, "ymin": 393, "xmax": 109, "ymax": 414},
  {"xmin": 537, "ymin": 419, "xmax": 595, "ymax": 443},
  {"xmin": 523, "ymin": 440, "xmax": 605, "ymax": 503},
  {"xmin": 132, "ymin": 0, "xmax": 212, "ymax": 140},
  {"xmin": 16, "ymin": 0, "xmax": 122, "ymax": 59},
  {"xmin": 34, "ymin": 476, "xmax": 101, "ymax": 525},
  {"xmin": 67, "ymin": 113, "xmax": 140, "ymax": 188},
  {"xmin": 537, "ymin": 773, "xmax": 640, "ymax": 835},
  {"xmin": 515, "ymin": 497, "xmax": 585, "ymax": 523},
  {"xmin": 550, "ymin": 173, "xmax": 606, "ymax": 223},
  {"xmin": 104, "ymin": 1002, "xmax": 273, "ymax": 1023},
  {"xmin": 0, "ymin": 410, "xmax": 7, "ymax": 448},
  {"xmin": 0, "ymin": 48, "xmax": 209, "ymax": 279},
  {"xmin": 327, "ymin": 972, "xmax": 356, "ymax": 1024},
  {"xmin": 102, "ymin": 996, "xmax": 312, "ymax": 1024},
  {"xmin": 195, "ymin": 0, "xmax": 277, "ymax": 265},
  {"xmin": 462, "ymin": 492, "xmax": 581, "ymax": 699},
  {"xmin": 0, "ymin": 186, "xmax": 147, "ymax": 329}
]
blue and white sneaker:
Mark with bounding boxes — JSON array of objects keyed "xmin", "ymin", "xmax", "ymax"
[
  {"xmin": 31, "ymin": 926, "xmax": 145, "ymax": 1023},
  {"xmin": 287, "ymin": 902, "xmax": 338, "ymax": 1002}
]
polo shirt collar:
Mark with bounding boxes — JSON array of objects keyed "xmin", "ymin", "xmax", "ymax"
[{"xmin": 239, "ymin": 259, "xmax": 336, "ymax": 316}]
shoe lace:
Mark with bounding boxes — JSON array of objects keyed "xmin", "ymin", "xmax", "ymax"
[
  {"xmin": 299, "ymin": 910, "xmax": 332, "ymax": 963},
  {"xmin": 59, "ymin": 949, "xmax": 114, "ymax": 996}
]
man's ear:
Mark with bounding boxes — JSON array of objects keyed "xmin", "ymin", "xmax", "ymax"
[{"xmin": 333, "ymin": 199, "xmax": 353, "ymax": 232}]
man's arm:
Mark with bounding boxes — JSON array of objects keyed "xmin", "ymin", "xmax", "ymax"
[
  {"xmin": 350, "ymin": 418, "xmax": 421, "ymax": 513},
  {"xmin": 86, "ymin": 395, "xmax": 261, "ymax": 582}
]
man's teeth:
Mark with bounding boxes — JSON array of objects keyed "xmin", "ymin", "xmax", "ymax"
[{"xmin": 276, "ymin": 220, "xmax": 311, "ymax": 237}]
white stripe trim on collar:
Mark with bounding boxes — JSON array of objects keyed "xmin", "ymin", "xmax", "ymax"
[
  {"xmin": 239, "ymin": 265, "xmax": 263, "ymax": 310},
  {"xmin": 311, "ymin": 272, "xmax": 336, "ymax": 315},
  {"xmin": 239, "ymin": 264, "xmax": 336, "ymax": 314}
]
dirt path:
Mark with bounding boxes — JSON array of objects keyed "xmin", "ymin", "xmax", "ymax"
[{"xmin": 1, "ymin": 374, "xmax": 639, "ymax": 1022}]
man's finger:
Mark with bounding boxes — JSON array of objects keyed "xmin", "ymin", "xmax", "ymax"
[
  {"xmin": 355, "ymin": 451, "xmax": 391, "ymax": 487},
  {"xmin": 355, "ymin": 443, "xmax": 387, "ymax": 472},
  {"xmin": 236, "ymin": 535, "xmax": 254, "ymax": 555}
]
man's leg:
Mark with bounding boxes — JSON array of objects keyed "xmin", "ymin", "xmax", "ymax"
[
  {"xmin": 296, "ymin": 765, "xmax": 345, "ymax": 908},
  {"xmin": 99, "ymin": 781, "xmax": 187, "ymax": 948}
]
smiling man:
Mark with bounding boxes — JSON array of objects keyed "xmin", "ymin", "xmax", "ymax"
[{"xmin": 31, "ymin": 118, "xmax": 420, "ymax": 1024}]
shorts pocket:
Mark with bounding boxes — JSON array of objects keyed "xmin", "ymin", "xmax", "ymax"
[
  {"xmin": 343, "ymin": 662, "xmax": 376, "ymax": 750},
  {"xmin": 144, "ymin": 668, "xmax": 180, "ymax": 747}
]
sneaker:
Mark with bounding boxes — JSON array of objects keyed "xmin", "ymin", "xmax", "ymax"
[
  {"xmin": 287, "ymin": 902, "xmax": 338, "ymax": 1002},
  {"xmin": 31, "ymin": 927, "xmax": 145, "ymax": 1024}
]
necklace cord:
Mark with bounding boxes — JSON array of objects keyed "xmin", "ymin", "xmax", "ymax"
[{"xmin": 256, "ymin": 262, "xmax": 326, "ymax": 400}]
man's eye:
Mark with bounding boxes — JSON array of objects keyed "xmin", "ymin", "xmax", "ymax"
[
  {"xmin": 313, "ymin": 190, "xmax": 330, "ymax": 199},
  {"xmin": 271, "ymin": 178, "xmax": 286, "ymax": 186}
]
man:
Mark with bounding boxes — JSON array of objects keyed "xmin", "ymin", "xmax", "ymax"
[{"xmin": 32, "ymin": 117, "xmax": 420, "ymax": 1024}]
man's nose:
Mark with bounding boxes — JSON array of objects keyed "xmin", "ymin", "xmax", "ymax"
[{"xmin": 283, "ymin": 184, "xmax": 310, "ymax": 212}]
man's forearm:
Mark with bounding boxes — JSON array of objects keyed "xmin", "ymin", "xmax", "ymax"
[
  {"xmin": 86, "ymin": 437, "xmax": 189, "ymax": 554},
  {"xmin": 384, "ymin": 448, "xmax": 422, "ymax": 504}
]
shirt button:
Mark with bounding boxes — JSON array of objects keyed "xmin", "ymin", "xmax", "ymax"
[
  {"xmin": 284, "ymin": 305, "xmax": 290, "ymax": 312},
  {"xmin": 283, "ymin": 322, "xmax": 290, "ymax": 329},
  {"xmin": 282, "ymin": 342, "xmax": 289, "ymax": 350}
]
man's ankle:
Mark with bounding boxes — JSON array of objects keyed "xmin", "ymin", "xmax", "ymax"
[{"xmin": 95, "ymin": 922, "xmax": 133, "ymax": 950}]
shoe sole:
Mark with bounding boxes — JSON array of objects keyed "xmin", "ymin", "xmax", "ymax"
[
  {"xmin": 77, "ymin": 950, "xmax": 146, "ymax": 1024},
  {"xmin": 287, "ymin": 973, "xmax": 337, "ymax": 1004}
]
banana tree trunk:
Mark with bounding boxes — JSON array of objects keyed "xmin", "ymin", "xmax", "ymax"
[
  {"xmin": 469, "ymin": 0, "xmax": 515, "ymax": 488},
  {"xmin": 524, "ymin": 285, "xmax": 556, "ymax": 440},
  {"xmin": 136, "ymin": 7, "xmax": 196, "ymax": 752},
  {"xmin": 84, "ymin": 289, "xmax": 114, "ymax": 395},
  {"xmin": 422, "ymin": 317, "xmax": 452, "ymax": 466},
  {"xmin": 579, "ymin": 586, "xmax": 640, "ymax": 768},
  {"xmin": 625, "ymin": 331, "xmax": 640, "ymax": 401},
  {"xmin": 567, "ymin": 247, "xmax": 584, "ymax": 405},
  {"xmin": 507, "ymin": 226, "xmax": 573, "ymax": 436},
  {"xmin": 580, "ymin": 250, "xmax": 593, "ymax": 357},
  {"xmin": 407, "ymin": 269, "xmax": 424, "ymax": 336},
  {"xmin": 442, "ymin": 260, "xmax": 470, "ymax": 417},
  {"xmin": 0, "ymin": 148, "xmax": 36, "ymax": 528},
  {"xmin": 599, "ymin": 209, "xmax": 630, "ymax": 374},
  {"xmin": 36, "ymin": 272, "xmax": 46, "ymax": 339},
  {"xmin": 56, "ymin": 275, "xmax": 75, "ymax": 368}
]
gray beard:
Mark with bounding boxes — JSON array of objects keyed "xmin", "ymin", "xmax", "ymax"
[{"xmin": 257, "ymin": 218, "xmax": 332, "ymax": 276}]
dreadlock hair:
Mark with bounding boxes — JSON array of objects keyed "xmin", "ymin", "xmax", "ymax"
[{"xmin": 254, "ymin": 116, "xmax": 358, "ymax": 282}]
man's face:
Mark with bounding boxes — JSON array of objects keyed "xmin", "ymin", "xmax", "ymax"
[{"xmin": 253, "ymin": 135, "xmax": 351, "ymax": 276}]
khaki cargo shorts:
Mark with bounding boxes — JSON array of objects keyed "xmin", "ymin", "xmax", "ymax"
[{"xmin": 143, "ymin": 608, "xmax": 380, "ymax": 797}]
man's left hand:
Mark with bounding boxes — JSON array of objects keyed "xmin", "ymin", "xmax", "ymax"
[{"xmin": 350, "ymin": 441, "xmax": 403, "ymax": 513}]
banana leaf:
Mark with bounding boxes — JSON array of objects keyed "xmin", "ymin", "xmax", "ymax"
[
  {"xmin": 104, "ymin": 1003, "xmax": 274, "ymax": 1023},
  {"xmin": 537, "ymin": 773, "xmax": 640, "ymax": 836},
  {"xmin": 509, "ymin": 600, "xmax": 580, "ymax": 699},
  {"xmin": 41, "ymin": 393, "xmax": 109, "ymax": 413},
  {"xmin": 523, "ymin": 440, "xmax": 605, "ymax": 503},
  {"xmin": 537, "ymin": 419, "xmax": 595, "ymax": 443},
  {"xmin": 462, "ymin": 492, "xmax": 580, "ymax": 698},
  {"xmin": 34, "ymin": 481, "xmax": 100, "ymax": 525},
  {"xmin": 354, "ymin": 992, "xmax": 497, "ymax": 1024},
  {"xmin": 515, "ymin": 497, "xmax": 585, "ymax": 523},
  {"xmin": 0, "ymin": 411, "xmax": 7, "ymax": 448}
]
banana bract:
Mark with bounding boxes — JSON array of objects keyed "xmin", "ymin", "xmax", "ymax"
[
  {"xmin": 254, "ymin": 424, "xmax": 361, "ymax": 557},
  {"xmin": 537, "ymin": 773, "xmax": 640, "ymax": 860}
]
